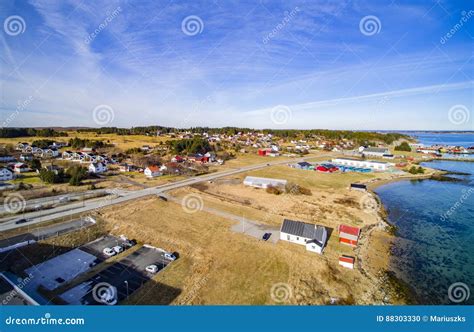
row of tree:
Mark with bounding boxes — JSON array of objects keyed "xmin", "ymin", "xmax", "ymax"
[{"xmin": 0, "ymin": 128, "xmax": 67, "ymax": 138}]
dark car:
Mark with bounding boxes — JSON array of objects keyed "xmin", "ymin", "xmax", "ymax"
[
  {"xmin": 262, "ymin": 233, "xmax": 272, "ymax": 241},
  {"xmin": 15, "ymin": 218, "xmax": 30, "ymax": 225},
  {"xmin": 158, "ymin": 195, "xmax": 168, "ymax": 202}
]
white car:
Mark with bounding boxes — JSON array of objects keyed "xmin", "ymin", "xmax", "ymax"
[
  {"xmin": 112, "ymin": 245, "xmax": 123, "ymax": 254},
  {"xmin": 145, "ymin": 265, "xmax": 159, "ymax": 274},
  {"xmin": 164, "ymin": 253, "xmax": 177, "ymax": 261},
  {"xmin": 103, "ymin": 247, "xmax": 116, "ymax": 257}
]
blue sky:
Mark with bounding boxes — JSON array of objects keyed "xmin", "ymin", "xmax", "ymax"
[{"xmin": 0, "ymin": 0, "xmax": 473, "ymax": 130}]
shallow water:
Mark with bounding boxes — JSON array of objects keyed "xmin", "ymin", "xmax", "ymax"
[{"xmin": 375, "ymin": 160, "xmax": 474, "ymax": 304}]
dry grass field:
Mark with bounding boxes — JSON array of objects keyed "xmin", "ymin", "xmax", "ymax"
[{"xmin": 99, "ymin": 197, "xmax": 389, "ymax": 305}]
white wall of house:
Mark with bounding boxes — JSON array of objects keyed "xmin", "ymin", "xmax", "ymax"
[
  {"xmin": 306, "ymin": 242, "xmax": 323, "ymax": 254},
  {"xmin": 144, "ymin": 168, "xmax": 162, "ymax": 178},
  {"xmin": 279, "ymin": 232, "xmax": 308, "ymax": 246},
  {"xmin": 332, "ymin": 158, "xmax": 389, "ymax": 171}
]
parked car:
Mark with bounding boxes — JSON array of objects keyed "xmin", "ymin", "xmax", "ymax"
[
  {"xmin": 145, "ymin": 265, "xmax": 159, "ymax": 274},
  {"xmin": 262, "ymin": 233, "xmax": 272, "ymax": 241},
  {"xmin": 103, "ymin": 247, "xmax": 116, "ymax": 257},
  {"xmin": 122, "ymin": 239, "xmax": 137, "ymax": 248},
  {"xmin": 59, "ymin": 196, "xmax": 69, "ymax": 203},
  {"xmin": 164, "ymin": 252, "xmax": 177, "ymax": 261},
  {"xmin": 112, "ymin": 245, "xmax": 123, "ymax": 254},
  {"xmin": 34, "ymin": 204, "xmax": 43, "ymax": 211}
]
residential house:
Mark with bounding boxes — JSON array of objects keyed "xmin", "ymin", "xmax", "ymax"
[
  {"xmin": 293, "ymin": 162, "xmax": 313, "ymax": 170},
  {"xmin": 187, "ymin": 154, "xmax": 209, "ymax": 163},
  {"xmin": 361, "ymin": 147, "xmax": 390, "ymax": 157},
  {"xmin": 279, "ymin": 219, "xmax": 328, "ymax": 254},
  {"xmin": 171, "ymin": 156, "xmax": 184, "ymax": 163},
  {"xmin": 88, "ymin": 162, "xmax": 107, "ymax": 174},
  {"xmin": 20, "ymin": 153, "xmax": 34, "ymax": 162},
  {"xmin": 144, "ymin": 165, "xmax": 162, "ymax": 178},
  {"xmin": 119, "ymin": 163, "xmax": 136, "ymax": 172}
]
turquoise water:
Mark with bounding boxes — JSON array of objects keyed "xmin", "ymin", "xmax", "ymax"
[{"xmin": 375, "ymin": 160, "xmax": 474, "ymax": 304}]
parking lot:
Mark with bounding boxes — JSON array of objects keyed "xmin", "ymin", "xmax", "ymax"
[
  {"xmin": 230, "ymin": 219, "xmax": 280, "ymax": 244},
  {"xmin": 60, "ymin": 246, "xmax": 172, "ymax": 305},
  {"xmin": 80, "ymin": 235, "xmax": 127, "ymax": 260}
]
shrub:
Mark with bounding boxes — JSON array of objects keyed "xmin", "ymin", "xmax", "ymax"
[
  {"xmin": 407, "ymin": 166, "xmax": 425, "ymax": 174},
  {"xmin": 266, "ymin": 185, "xmax": 283, "ymax": 195},
  {"xmin": 395, "ymin": 142, "xmax": 412, "ymax": 152},
  {"xmin": 285, "ymin": 182, "xmax": 312, "ymax": 196}
]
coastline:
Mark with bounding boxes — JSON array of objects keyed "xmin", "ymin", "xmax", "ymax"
[{"xmin": 356, "ymin": 169, "xmax": 446, "ymax": 304}]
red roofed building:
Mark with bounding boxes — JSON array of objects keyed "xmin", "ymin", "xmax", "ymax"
[
  {"xmin": 258, "ymin": 148, "xmax": 272, "ymax": 156},
  {"xmin": 338, "ymin": 224, "xmax": 361, "ymax": 247},
  {"xmin": 144, "ymin": 165, "xmax": 162, "ymax": 178},
  {"xmin": 339, "ymin": 255, "xmax": 355, "ymax": 269}
]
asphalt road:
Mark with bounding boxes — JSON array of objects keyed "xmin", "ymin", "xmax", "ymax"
[{"xmin": 0, "ymin": 157, "xmax": 309, "ymax": 232}]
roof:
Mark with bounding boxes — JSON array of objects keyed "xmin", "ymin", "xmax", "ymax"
[
  {"xmin": 280, "ymin": 219, "xmax": 327, "ymax": 243},
  {"xmin": 146, "ymin": 165, "xmax": 160, "ymax": 172},
  {"xmin": 350, "ymin": 183, "xmax": 367, "ymax": 189},
  {"xmin": 339, "ymin": 255, "xmax": 355, "ymax": 264},
  {"xmin": 297, "ymin": 162, "xmax": 312, "ymax": 167},
  {"xmin": 363, "ymin": 147, "xmax": 389, "ymax": 153},
  {"xmin": 339, "ymin": 224, "xmax": 360, "ymax": 237},
  {"xmin": 243, "ymin": 176, "xmax": 287, "ymax": 186}
]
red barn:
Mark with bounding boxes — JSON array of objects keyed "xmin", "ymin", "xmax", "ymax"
[{"xmin": 338, "ymin": 224, "xmax": 361, "ymax": 247}]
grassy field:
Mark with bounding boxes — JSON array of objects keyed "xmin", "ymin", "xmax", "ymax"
[{"xmin": 98, "ymin": 193, "xmax": 394, "ymax": 305}]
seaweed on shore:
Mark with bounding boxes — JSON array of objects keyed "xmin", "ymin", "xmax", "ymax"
[
  {"xmin": 382, "ymin": 270, "xmax": 418, "ymax": 304},
  {"xmin": 430, "ymin": 174, "xmax": 463, "ymax": 182}
]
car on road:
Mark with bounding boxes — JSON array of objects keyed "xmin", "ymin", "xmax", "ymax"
[
  {"xmin": 59, "ymin": 196, "xmax": 69, "ymax": 203},
  {"xmin": 158, "ymin": 195, "xmax": 168, "ymax": 201},
  {"xmin": 14, "ymin": 218, "xmax": 30, "ymax": 225},
  {"xmin": 164, "ymin": 252, "xmax": 177, "ymax": 261},
  {"xmin": 262, "ymin": 233, "xmax": 272, "ymax": 241},
  {"xmin": 112, "ymin": 245, "xmax": 123, "ymax": 254},
  {"xmin": 145, "ymin": 265, "xmax": 159, "ymax": 274},
  {"xmin": 103, "ymin": 247, "xmax": 116, "ymax": 257}
]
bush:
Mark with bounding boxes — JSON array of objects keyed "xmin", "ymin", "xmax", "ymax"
[
  {"xmin": 285, "ymin": 182, "xmax": 312, "ymax": 196},
  {"xmin": 407, "ymin": 166, "xmax": 424, "ymax": 174},
  {"xmin": 395, "ymin": 142, "xmax": 412, "ymax": 152},
  {"xmin": 266, "ymin": 185, "xmax": 283, "ymax": 195}
]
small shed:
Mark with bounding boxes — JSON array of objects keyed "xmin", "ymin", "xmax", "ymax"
[
  {"xmin": 339, "ymin": 255, "xmax": 355, "ymax": 269},
  {"xmin": 338, "ymin": 224, "xmax": 361, "ymax": 247},
  {"xmin": 350, "ymin": 183, "xmax": 367, "ymax": 191}
]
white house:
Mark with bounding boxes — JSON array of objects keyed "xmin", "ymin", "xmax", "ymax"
[
  {"xmin": 144, "ymin": 165, "xmax": 162, "ymax": 178},
  {"xmin": 13, "ymin": 163, "xmax": 30, "ymax": 173},
  {"xmin": 331, "ymin": 158, "xmax": 391, "ymax": 171},
  {"xmin": 89, "ymin": 162, "xmax": 107, "ymax": 174},
  {"xmin": 279, "ymin": 219, "xmax": 328, "ymax": 254},
  {"xmin": 0, "ymin": 167, "xmax": 13, "ymax": 181},
  {"xmin": 243, "ymin": 176, "xmax": 287, "ymax": 189},
  {"xmin": 360, "ymin": 147, "xmax": 390, "ymax": 157}
]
